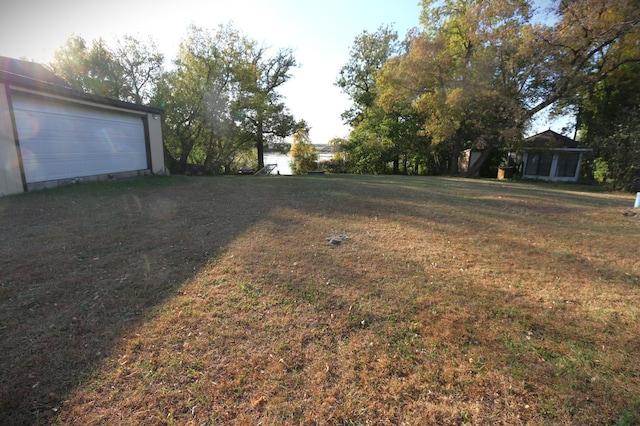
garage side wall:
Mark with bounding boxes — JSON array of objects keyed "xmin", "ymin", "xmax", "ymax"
[
  {"xmin": 147, "ymin": 112, "xmax": 165, "ymax": 173},
  {"xmin": 0, "ymin": 83, "xmax": 24, "ymax": 195}
]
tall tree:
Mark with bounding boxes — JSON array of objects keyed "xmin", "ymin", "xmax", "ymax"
[
  {"xmin": 234, "ymin": 46, "xmax": 298, "ymax": 170},
  {"xmin": 336, "ymin": 26, "xmax": 410, "ymax": 173},
  {"xmin": 50, "ymin": 35, "xmax": 89, "ymax": 91},
  {"xmin": 336, "ymin": 25, "xmax": 402, "ymax": 126},
  {"xmin": 52, "ymin": 36, "xmax": 124, "ymax": 99},
  {"xmin": 573, "ymin": 62, "xmax": 640, "ymax": 189},
  {"xmin": 531, "ymin": 0, "xmax": 640, "ymax": 119},
  {"xmin": 114, "ymin": 35, "xmax": 164, "ymax": 105},
  {"xmin": 589, "ymin": 107, "xmax": 640, "ymax": 190},
  {"xmin": 158, "ymin": 24, "xmax": 253, "ymax": 174},
  {"xmin": 51, "ymin": 34, "xmax": 164, "ymax": 105},
  {"xmin": 378, "ymin": 0, "xmax": 533, "ymax": 175}
]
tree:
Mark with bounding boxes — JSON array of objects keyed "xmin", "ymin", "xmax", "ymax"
[
  {"xmin": 589, "ymin": 107, "xmax": 640, "ymax": 190},
  {"xmin": 336, "ymin": 26, "xmax": 411, "ymax": 174},
  {"xmin": 50, "ymin": 35, "xmax": 89, "ymax": 91},
  {"xmin": 574, "ymin": 62, "xmax": 640, "ymax": 189},
  {"xmin": 51, "ymin": 36, "xmax": 124, "ymax": 99},
  {"xmin": 49, "ymin": 25, "xmax": 302, "ymax": 175},
  {"xmin": 158, "ymin": 24, "xmax": 254, "ymax": 174},
  {"xmin": 327, "ymin": 137, "xmax": 349, "ymax": 163},
  {"xmin": 114, "ymin": 35, "xmax": 164, "ymax": 105},
  {"xmin": 499, "ymin": 0, "xmax": 640, "ymax": 180},
  {"xmin": 532, "ymin": 0, "xmax": 640, "ymax": 118},
  {"xmin": 233, "ymin": 45, "xmax": 298, "ymax": 171},
  {"xmin": 336, "ymin": 25, "xmax": 402, "ymax": 126},
  {"xmin": 51, "ymin": 34, "xmax": 164, "ymax": 105},
  {"xmin": 378, "ymin": 0, "xmax": 533, "ymax": 176},
  {"xmin": 290, "ymin": 122, "xmax": 318, "ymax": 174}
]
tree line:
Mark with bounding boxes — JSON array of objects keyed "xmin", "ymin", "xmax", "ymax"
[{"xmin": 336, "ymin": 0, "xmax": 640, "ymax": 190}]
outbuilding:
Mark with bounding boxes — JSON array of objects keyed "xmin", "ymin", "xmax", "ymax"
[
  {"xmin": 0, "ymin": 57, "xmax": 165, "ymax": 196},
  {"xmin": 520, "ymin": 130, "xmax": 591, "ymax": 182}
]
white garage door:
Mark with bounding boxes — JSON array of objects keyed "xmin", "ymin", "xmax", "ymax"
[{"xmin": 12, "ymin": 92, "xmax": 148, "ymax": 183}]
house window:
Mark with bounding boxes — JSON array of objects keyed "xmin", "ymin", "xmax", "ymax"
[
  {"xmin": 525, "ymin": 152, "xmax": 553, "ymax": 176},
  {"xmin": 556, "ymin": 153, "xmax": 579, "ymax": 177}
]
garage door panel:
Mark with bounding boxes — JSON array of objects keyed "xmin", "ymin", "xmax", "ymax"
[{"xmin": 12, "ymin": 93, "xmax": 148, "ymax": 183}]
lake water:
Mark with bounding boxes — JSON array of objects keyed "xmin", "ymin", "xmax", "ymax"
[
  {"xmin": 263, "ymin": 153, "xmax": 293, "ymax": 175},
  {"xmin": 263, "ymin": 153, "xmax": 332, "ymax": 175}
]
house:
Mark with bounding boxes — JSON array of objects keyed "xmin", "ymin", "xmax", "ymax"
[
  {"xmin": 0, "ymin": 56, "xmax": 165, "ymax": 196},
  {"xmin": 519, "ymin": 130, "xmax": 591, "ymax": 182}
]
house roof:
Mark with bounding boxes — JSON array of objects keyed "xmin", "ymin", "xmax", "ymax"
[
  {"xmin": 0, "ymin": 56, "xmax": 163, "ymax": 115},
  {"xmin": 0, "ymin": 56, "xmax": 71, "ymax": 88},
  {"xmin": 524, "ymin": 130, "xmax": 587, "ymax": 150}
]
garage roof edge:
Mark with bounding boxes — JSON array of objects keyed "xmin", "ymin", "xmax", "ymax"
[{"xmin": 0, "ymin": 69, "xmax": 163, "ymax": 116}]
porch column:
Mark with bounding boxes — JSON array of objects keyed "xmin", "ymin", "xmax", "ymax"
[
  {"xmin": 574, "ymin": 151, "xmax": 585, "ymax": 181},
  {"xmin": 550, "ymin": 154, "xmax": 559, "ymax": 181}
]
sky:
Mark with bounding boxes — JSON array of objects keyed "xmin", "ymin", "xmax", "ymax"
[{"xmin": 0, "ymin": 0, "xmax": 568, "ymax": 145}]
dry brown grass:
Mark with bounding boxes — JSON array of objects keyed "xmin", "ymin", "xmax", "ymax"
[{"xmin": 0, "ymin": 175, "xmax": 639, "ymax": 425}]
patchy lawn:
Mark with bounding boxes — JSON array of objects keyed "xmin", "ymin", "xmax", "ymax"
[{"xmin": 0, "ymin": 175, "xmax": 638, "ymax": 425}]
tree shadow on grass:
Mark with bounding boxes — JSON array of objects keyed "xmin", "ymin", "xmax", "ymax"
[{"xmin": 0, "ymin": 177, "xmax": 273, "ymax": 425}]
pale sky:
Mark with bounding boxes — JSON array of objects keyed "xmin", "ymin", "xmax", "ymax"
[
  {"xmin": 0, "ymin": 0, "xmax": 567, "ymax": 143},
  {"xmin": 0, "ymin": 0, "xmax": 423, "ymax": 145}
]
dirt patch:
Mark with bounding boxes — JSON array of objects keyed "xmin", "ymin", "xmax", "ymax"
[{"xmin": 624, "ymin": 210, "xmax": 640, "ymax": 221}]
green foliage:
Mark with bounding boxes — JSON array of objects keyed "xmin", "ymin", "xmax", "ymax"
[
  {"xmin": 51, "ymin": 36, "xmax": 124, "ymax": 99},
  {"xmin": 114, "ymin": 35, "xmax": 164, "ymax": 105},
  {"xmin": 575, "ymin": 62, "xmax": 640, "ymax": 190},
  {"xmin": 51, "ymin": 34, "xmax": 163, "ymax": 105},
  {"xmin": 336, "ymin": 25, "xmax": 401, "ymax": 127},
  {"xmin": 267, "ymin": 141, "xmax": 291, "ymax": 154},
  {"xmin": 233, "ymin": 46, "xmax": 298, "ymax": 170},
  {"xmin": 290, "ymin": 124, "xmax": 318, "ymax": 174},
  {"xmin": 319, "ymin": 159, "xmax": 347, "ymax": 174},
  {"xmin": 338, "ymin": 0, "xmax": 640, "ymax": 177},
  {"xmin": 337, "ymin": 26, "xmax": 431, "ymax": 175},
  {"xmin": 47, "ymin": 1, "xmax": 640, "ymax": 181},
  {"xmin": 157, "ymin": 24, "xmax": 254, "ymax": 174},
  {"xmin": 592, "ymin": 158, "xmax": 609, "ymax": 184},
  {"xmin": 382, "ymin": 0, "xmax": 534, "ymax": 176},
  {"xmin": 590, "ymin": 108, "xmax": 640, "ymax": 191}
]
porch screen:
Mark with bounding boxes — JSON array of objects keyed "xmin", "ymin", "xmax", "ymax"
[
  {"xmin": 525, "ymin": 152, "xmax": 553, "ymax": 176},
  {"xmin": 556, "ymin": 153, "xmax": 579, "ymax": 177}
]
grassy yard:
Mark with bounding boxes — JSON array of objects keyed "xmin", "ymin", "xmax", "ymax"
[{"xmin": 0, "ymin": 175, "xmax": 639, "ymax": 425}]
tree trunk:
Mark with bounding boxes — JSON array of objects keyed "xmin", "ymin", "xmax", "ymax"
[
  {"xmin": 178, "ymin": 140, "xmax": 193, "ymax": 174},
  {"xmin": 449, "ymin": 149, "xmax": 460, "ymax": 175},
  {"xmin": 203, "ymin": 124, "xmax": 217, "ymax": 173},
  {"xmin": 163, "ymin": 145, "xmax": 180, "ymax": 173},
  {"xmin": 256, "ymin": 121, "xmax": 265, "ymax": 171},
  {"xmin": 448, "ymin": 136, "xmax": 463, "ymax": 175}
]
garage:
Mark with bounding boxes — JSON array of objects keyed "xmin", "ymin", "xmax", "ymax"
[
  {"xmin": 0, "ymin": 56, "xmax": 165, "ymax": 196},
  {"xmin": 12, "ymin": 92, "xmax": 149, "ymax": 184}
]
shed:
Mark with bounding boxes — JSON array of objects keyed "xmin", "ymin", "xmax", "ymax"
[
  {"xmin": 0, "ymin": 57, "xmax": 165, "ymax": 196},
  {"xmin": 520, "ymin": 130, "xmax": 591, "ymax": 182}
]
